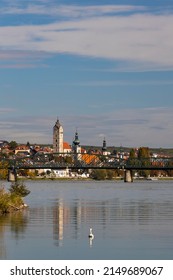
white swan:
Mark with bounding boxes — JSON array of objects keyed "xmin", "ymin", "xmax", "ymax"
[{"xmin": 88, "ymin": 228, "xmax": 94, "ymax": 239}]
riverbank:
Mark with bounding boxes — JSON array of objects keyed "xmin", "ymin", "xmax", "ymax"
[
  {"xmin": 0, "ymin": 183, "xmax": 29, "ymax": 215},
  {"xmin": 17, "ymin": 175, "xmax": 173, "ymax": 181},
  {"xmin": 0, "ymin": 190, "xmax": 26, "ymax": 215}
]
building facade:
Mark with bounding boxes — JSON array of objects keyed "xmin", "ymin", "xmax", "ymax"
[{"xmin": 53, "ymin": 118, "xmax": 64, "ymax": 153}]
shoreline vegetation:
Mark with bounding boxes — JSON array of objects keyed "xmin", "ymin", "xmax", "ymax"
[
  {"xmin": 22, "ymin": 176, "xmax": 173, "ymax": 180},
  {"xmin": 0, "ymin": 182, "xmax": 30, "ymax": 216},
  {"xmin": 11, "ymin": 175, "xmax": 173, "ymax": 181}
]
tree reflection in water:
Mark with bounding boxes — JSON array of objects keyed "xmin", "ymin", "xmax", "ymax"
[
  {"xmin": 10, "ymin": 211, "xmax": 28, "ymax": 239},
  {"xmin": 0, "ymin": 210, "xmax": 28, "ymax": 258}
]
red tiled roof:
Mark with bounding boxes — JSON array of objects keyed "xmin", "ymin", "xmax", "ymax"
[
  {"xmin": 81, "ymin": 154, "xmax": 99, "ymax": 164},
  {"xmin": 63, "ymin": 142, "xmax": 71, "ymax": 149}
]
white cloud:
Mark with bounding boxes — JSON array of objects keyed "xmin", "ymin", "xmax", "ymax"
[
  {"xmin": 0, "ymin": 12, "xmax": 173, "ymax": 70},
  {"xmin": 67, "ymin": 79, "xmax": 173, "ymax": 87},
  {"xmin": 0, "ymin": 50, "xmax": 51, "ymax": 68},
  {"xmin": 64, "ymin": 107, "xmax": 173, "ymax": 148},
  {"xmin": 0, "ymin": 108, "xmax": 16, "ymax": 114},
  {"xmin": 1, "ymin": 107, "xmax": 173, "ymax": 147},
  {"xmin": 0, "ymin": 4, "xmax": 146, "ymax": 17},
  {"xmin": 0, "ymin": 116, "xmax": 53, "ymax": 144}
]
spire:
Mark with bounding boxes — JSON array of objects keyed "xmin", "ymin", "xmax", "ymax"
[
  {"xmin": 73, "ymin": 130, "xmax": 80, "ymax": 146},
  {"xmin": 102, "ymin": 137, "xmax": 107, "ymax": 151},
  {"xmin": 72, "ymin": 129, "xmax": 81, "ymax": 159},
  {"xmin": 54, "ymin": 118, "xmax": 61, "ymax": 128}
]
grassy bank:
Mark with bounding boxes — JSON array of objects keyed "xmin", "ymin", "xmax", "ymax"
[{"xmin": 0, "ymin": 182, "xmax": 30, "ymax": 215}]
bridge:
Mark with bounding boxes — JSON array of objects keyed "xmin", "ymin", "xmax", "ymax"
[{"xmin": 1, "ymin": 152, "xmax": 173, "ymax": 182}]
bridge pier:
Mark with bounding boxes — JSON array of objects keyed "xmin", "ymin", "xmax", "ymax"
[
  {"xmin": 124, "ymin": 169, "xmax": 133, "ymax": 183},
  {"xmin": 8, "ymin": 168, "xmax": 17, "ymax": 182}
]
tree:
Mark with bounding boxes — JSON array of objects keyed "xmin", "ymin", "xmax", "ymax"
[
  {"xmin": 129, "ymin": 149, "xmax": 136, "ymax": 158},
  {"xmin": 106, "ymin": 170, "xmax": 115, "ymax": 180},
  {"xmin": 127, "ymin": 149, "xmax": 137, "ymax": 167},
  {"xmin": 9, "ymin": 182, "xmax": 30, "ymax": 197},
  {"xmin": 166, "ymin": 169, "xmax": 173, "ymax": 177},
  {"xmin": 64, "ymin": 156, "xmax": 72, "ymax": 164},
  {"xmin": 0, "ymin": 161, "xmax": 9, "ymax": 180},
  {"xmin": 26, "ymin": 142, "xmax": 30, "ymax": 147},
  {"xmin": 138, "ymin": 147, "xmax": 150, "ymax": 159},
  {"xmin": 138, "ymin": 147, "xmax": 151, "ymax": 178},
  {"xmin": 91, "ymin": 169, "xmax": 117, "ymax": 180},
  {"xmin": 90, "ymin": 169, "xmax": 107, "ymax": 180},
  {"xmin": 8, "ymin": 141, "xmax": 18, "ymax": 150}
]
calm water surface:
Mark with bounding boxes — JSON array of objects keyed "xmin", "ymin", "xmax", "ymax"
[{"xmin": 0, "ymin": 180, "xmax": 173, "ymax": 260}]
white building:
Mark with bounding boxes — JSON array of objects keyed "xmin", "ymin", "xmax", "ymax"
[{"xmin": 53, "ymin": 168, "xmax": 70, "ymax": 178}]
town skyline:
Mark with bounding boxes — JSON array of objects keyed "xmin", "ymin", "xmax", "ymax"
[{"xmin": 0, "ymin": 1, "xmax": 173, "ymax": 148}]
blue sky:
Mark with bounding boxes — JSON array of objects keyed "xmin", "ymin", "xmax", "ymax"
[{"xmin": 0, "ymin": 0, "xmax": 173, "ymax": 148}]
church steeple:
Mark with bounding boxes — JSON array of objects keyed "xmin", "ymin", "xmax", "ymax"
[
  {"xmin": 54, "ymin": 118, "xmax": 61, "ymax": 129},
  {"xmin": 73, "ymin": 130, "xmax": 80, "ymax": 146},
  {"xmin": 102, "ymin": 138, "xmax": 107, "ymax": 151},
  {"xmin": 72, "ymin": 130, "xmax": 81, "ymax": 159},
  {"xmin": 102, "ymin": 138, "xmax": 107, "ymax": 155},
  {"xmin": 53, "ymin": 118, "xmax": 64, "ymax": 153}
]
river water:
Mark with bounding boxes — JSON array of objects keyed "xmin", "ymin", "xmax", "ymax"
[{"xmin": 0, "ymin": 180, "xmax": 173, "ymax": 260}]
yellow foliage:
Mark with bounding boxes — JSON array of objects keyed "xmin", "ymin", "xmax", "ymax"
[{"xmin": 0, "ymin": 161, "xmax": 9, "ymax": 179}]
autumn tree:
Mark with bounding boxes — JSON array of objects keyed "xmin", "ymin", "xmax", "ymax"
[
  {"xmin": 137, "ymin": 147, "xmax": 151, "ymax": 177},
  {"xmin": 90, "ymin": 169, "xmax": 107, "ymax": 180},
  {"xmin": 0, "ymin": 161, "xmax": 9, "ymax": 180},
  {"xmin": 138, "ymin": 147, "xmax": 150, "ymax": 159},
  {"xmin": 129, "ymin": 149, "xmax": 136, "ymax": 158}
]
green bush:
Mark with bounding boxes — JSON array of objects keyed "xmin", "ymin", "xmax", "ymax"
[
  {"xmin": 90, "ymin": 169, "xmax": 107, "ymax": 180},
  {"xmin": 90, "ymin": 169, "xmax": 116, "ymax": 180},
  {"xmin": 9, "ymin": 182, "xmax": 30, "ymax": 197},
  {"xmin": 0, "ymin": 183, "xmax": 30, "ymax": 214}
]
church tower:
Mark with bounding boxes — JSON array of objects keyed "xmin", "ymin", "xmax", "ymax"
[
  {"xmin": 102, "ymin": 138, "xmax": 107, "ymax": 155},
  {"xmin": 72, "ymin": 130, "xmax": 81, "ymax": 160},
  {"xmin": 53, "ymin": 118, "xmax": 64, "ymax": 153}
]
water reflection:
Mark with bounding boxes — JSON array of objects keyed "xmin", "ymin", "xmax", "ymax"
[
  {"xmin": 10, "ymin": 211, "xmax": 28, "ymax": 239},
  {"xmin": 0, "ymin": 210, "xmax": 28, "ymax": 258},
  {"xmin": 27, "ymin": 197, "xmax": 173, "ymax": 246},
  {"xmin": 53, "ymin": 199, "xmax": 68, "ymax": 247},
  {"xmin": 89, "ymin": 236, "xmax": 94, "ymax": 248},
  {"xmin": 1, "ymin": 181, "xmax": 173, "ymax": 259},
  {"xmin": 0, "ymin": 220, "xmax": 6, "ymax": 259}
]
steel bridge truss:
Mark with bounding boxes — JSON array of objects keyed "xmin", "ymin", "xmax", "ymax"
[{"xmin": 1, "ymin": 153, "xmax": 173, "ymax": 171}]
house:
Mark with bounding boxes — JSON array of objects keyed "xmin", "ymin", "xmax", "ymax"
[
  {"xmin": 0, "ymin": 140, "xmax": 8, "ymax": 152},
  {"xmin": 63, "ymin": 142, "xmax": 71, "ymax": 154},
  {"xmin": 14, "ymin": 145, "xmax": 30, "ymax": 156},
  {"xmin": 53, "ymin": 168, "xmax": 70, "ymax": 178}
]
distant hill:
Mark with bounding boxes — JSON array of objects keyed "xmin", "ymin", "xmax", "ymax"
[{"xmin": 82, "ymin": 145, "xmax": 173, "ymax": 156}]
